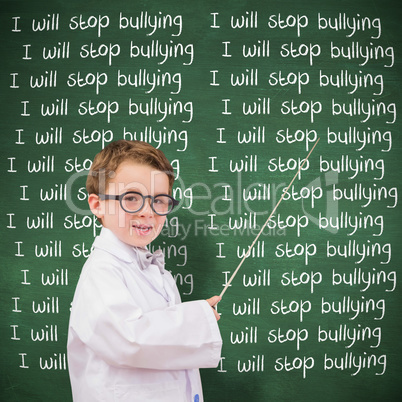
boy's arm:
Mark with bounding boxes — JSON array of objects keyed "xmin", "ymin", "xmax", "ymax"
[{"xmin": 69, "ymin": 262, "xmax": 222, "ymax": 371}]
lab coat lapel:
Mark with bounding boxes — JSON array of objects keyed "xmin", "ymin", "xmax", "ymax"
[{"xmin": 93, "ymin": 228, "xmax": 172, "ymax": 303}]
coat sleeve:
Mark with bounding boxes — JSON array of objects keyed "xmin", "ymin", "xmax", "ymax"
[{"xmin": 69, "ymin": 257, "xmax": 222, "ymax": 371}]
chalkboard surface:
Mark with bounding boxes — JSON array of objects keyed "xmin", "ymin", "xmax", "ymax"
[{"xmin": 1, "ymin": 0, "xmax": 401, "ymax": 401}]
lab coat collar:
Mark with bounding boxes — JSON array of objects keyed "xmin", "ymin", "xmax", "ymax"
[{"xmin": 93, "ymin": 227, "xmax": 165, "ymax": 274}]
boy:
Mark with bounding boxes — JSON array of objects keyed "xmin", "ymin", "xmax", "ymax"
[{"xmin": 67, "ymin": 140, "xmax": 222, "ymax": 402}]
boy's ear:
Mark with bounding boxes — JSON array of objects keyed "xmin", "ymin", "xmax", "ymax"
[{"xmin": 88, "ymin": 194, "xmax": 104, "ymax": 220}]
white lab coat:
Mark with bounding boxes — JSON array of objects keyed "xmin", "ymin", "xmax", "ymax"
[{"xmin": 67, "ymin": 227, "xmax": 222, "ymax": 402}]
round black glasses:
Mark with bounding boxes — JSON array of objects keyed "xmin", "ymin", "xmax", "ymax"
[{"xmin": 98, "ymin": 192, "xmax": 179, "ymax": 216}]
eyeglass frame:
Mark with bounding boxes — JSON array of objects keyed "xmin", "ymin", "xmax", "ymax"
[{"xmin": 98, "ymin": 191, "xmax": 179, "ymax": 216}]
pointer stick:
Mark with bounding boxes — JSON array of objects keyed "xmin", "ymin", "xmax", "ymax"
[{"xmin": 218, "ymin": 138, "xmax": 320, "ymax": 300}]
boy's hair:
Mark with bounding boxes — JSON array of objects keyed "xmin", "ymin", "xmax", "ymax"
[{"xmin": 86, "ymin": 140, "xmax": 175, "ymax": 195}]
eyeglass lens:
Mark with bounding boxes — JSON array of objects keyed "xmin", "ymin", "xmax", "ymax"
[{"xmin": 121, "ymin": 193, "xmax": 174, "ymax": 215}]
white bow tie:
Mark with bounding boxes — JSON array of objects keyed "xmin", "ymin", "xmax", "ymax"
[{"xmin": 135, "ymin": 247, "xmax": 165, "ymax": 274}]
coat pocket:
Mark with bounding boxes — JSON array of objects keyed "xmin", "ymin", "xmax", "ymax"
[{"xmin": 114, "ymin": 380, "xmax": 187, "ymax": 402}]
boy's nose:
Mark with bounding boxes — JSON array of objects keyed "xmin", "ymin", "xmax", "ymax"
[{"xmin": 138, "ymin": 199, "xmax": 154, "ymax": 216}]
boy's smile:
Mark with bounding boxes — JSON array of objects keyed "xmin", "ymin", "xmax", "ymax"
[
  {"xmin": 89, "ymin": 161, "xmax": 169, "ymax": 248},
  {"xmin": 130, "ymin": 222, "xmax": 153, "ymax": 237}
]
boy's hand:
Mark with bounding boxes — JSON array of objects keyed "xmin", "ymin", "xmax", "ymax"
[{"xmin": 206, "ymin": 296, "xmax": 221, "ymax": 321}]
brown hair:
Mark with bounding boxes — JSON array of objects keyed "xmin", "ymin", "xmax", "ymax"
[{"xmin": 86, "ymin": 140, "xmax": 175, "ymax": 195}]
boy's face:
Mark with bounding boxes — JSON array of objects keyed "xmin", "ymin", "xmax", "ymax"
[{"xmin": 89, "ymin": 161, "xmax": 169, "ymax": 248}]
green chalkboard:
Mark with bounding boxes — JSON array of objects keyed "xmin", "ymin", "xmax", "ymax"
[{"xmin": 1, "ymin": 0, "xmax": 401, "ymax": 401}]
